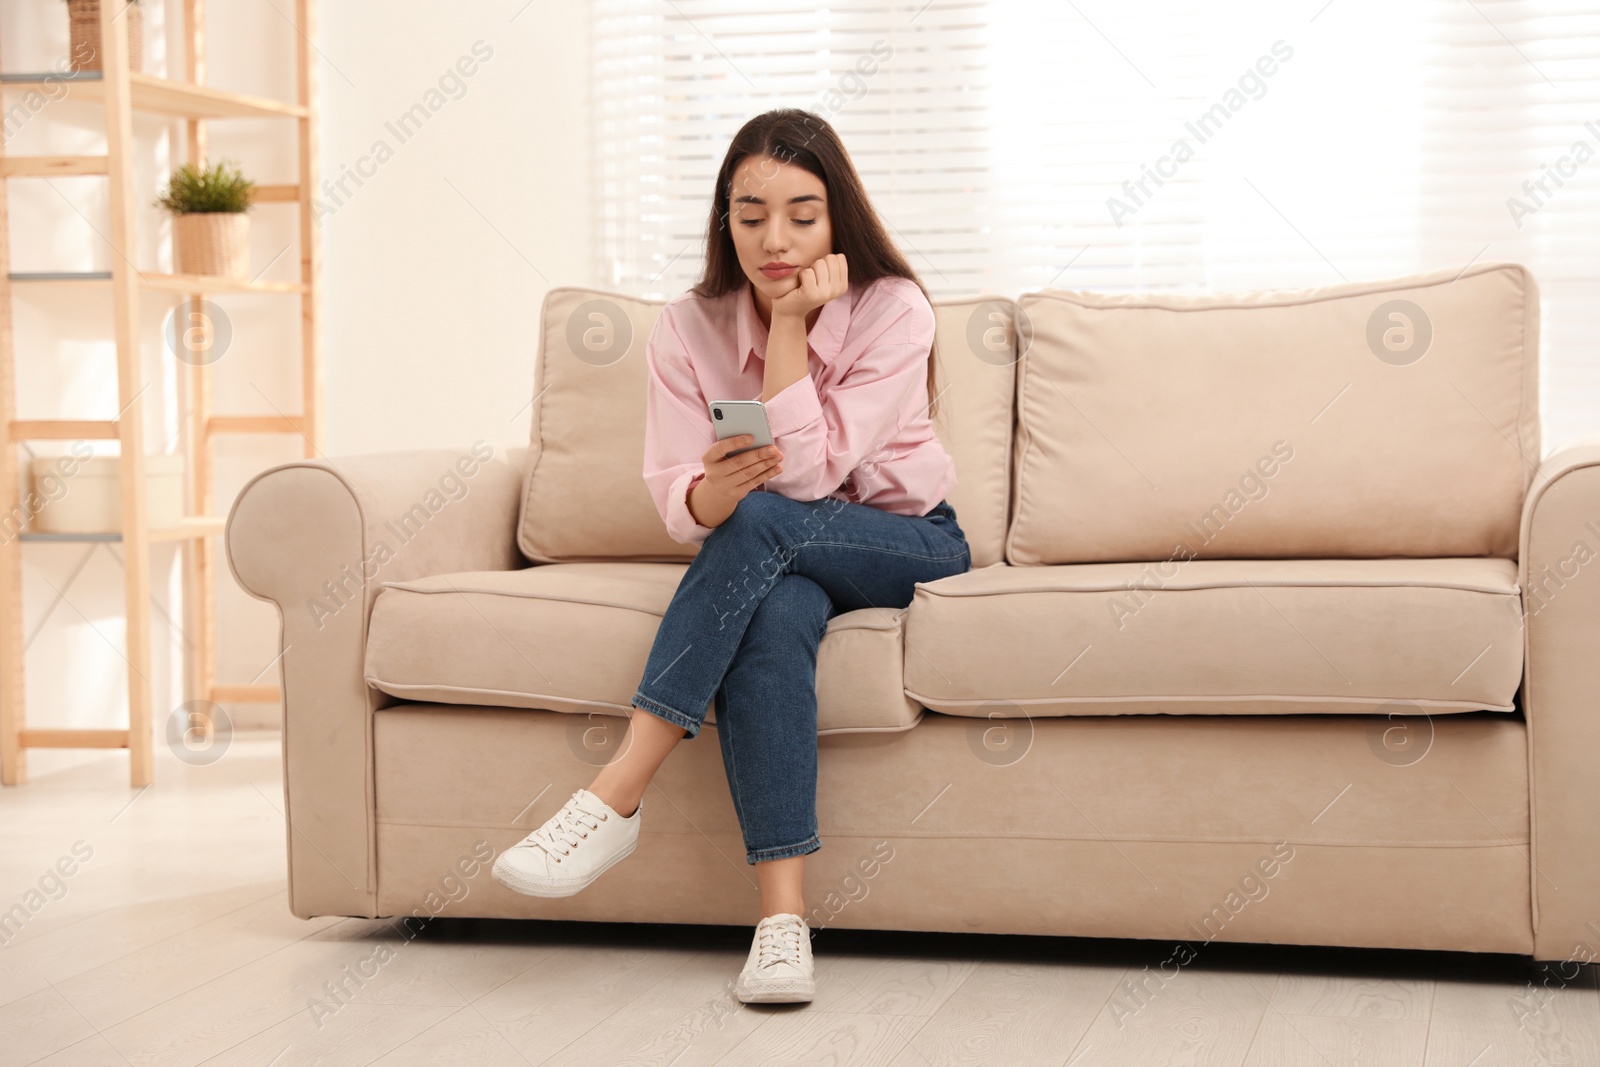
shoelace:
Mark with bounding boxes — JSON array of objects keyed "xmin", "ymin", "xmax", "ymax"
[
  {"xmin": 531, "ymin": 793, "xmax": 607, "ymax": 861},
  {"xmin": 755, "ymin": 916, "xmax": 808, "ymax": 970}
]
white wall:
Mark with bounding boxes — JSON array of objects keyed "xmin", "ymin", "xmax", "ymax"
[{"xmin": 3, "ymin": 2, "xmax": 592, "ymax": 738}]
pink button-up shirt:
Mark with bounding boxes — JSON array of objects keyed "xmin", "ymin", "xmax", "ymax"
[{"xmin": 643, "ymin": 275, "xmax": 958, "ymax": 545}]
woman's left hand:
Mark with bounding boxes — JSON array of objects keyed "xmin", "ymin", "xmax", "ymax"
[{"xmin": 773, "ymin": 252, "xmax": 848, "ymax": 321}]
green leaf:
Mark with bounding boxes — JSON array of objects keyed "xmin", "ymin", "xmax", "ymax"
[{"xmin": 155, "ymin": 159, "xmax": 255, "ymax": 215}]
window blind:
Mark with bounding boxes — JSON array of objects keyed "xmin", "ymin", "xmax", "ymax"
[{"xmin": 591, "ymin": 0, "xmax": 1600, "ymax": 451}]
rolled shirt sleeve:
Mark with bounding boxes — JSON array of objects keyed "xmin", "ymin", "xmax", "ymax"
[
  {"xmin": 642, "ymin": 307, "xmax": 720, "ymax": 545},
  {"xmin": 760, "ymin": 282, "xmax": 937, "ymax": 504}
]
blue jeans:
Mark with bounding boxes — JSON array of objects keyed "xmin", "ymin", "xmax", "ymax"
[{"xmin": 631, "ymin": 490, "xmax": 972, "ymax": 864}]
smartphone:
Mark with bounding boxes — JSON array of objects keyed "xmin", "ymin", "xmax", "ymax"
[{"xmin": 708, "ymin": 399, "xmax": 774, "ymax": 457}]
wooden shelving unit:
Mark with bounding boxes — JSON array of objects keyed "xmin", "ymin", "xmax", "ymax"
[{"xmin": 0, "ymin": 0, "xmax": 323, "ymax": 786}]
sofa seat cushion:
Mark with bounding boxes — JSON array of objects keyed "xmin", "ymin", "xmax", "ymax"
[
  {"xmin": 904, "ymin": 557, "xmax": 1522, "ymax": 716},
  {"xmin": 364, "ymin": 563, "xmax": 922, "ymax": 735}
]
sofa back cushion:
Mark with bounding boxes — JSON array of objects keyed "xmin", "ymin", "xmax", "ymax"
[
  {"xmin": 1006, "ymin": 263, "xmax": 1540, "ymax": 565},
  {"xmin": 517, "ymin": 286, "xmax": 1014, "ymax": 566},
  {"xmin": 927, "ymin": 296, "xmax": 1018, "ymax": 569},
  {"xmin": 519, "ymin": 288, "xmax": 680, "ymax": 563}
]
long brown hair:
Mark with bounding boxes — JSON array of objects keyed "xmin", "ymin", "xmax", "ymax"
[{"xmin": 692, "ymin": 108, "xmax": 942, "ymax": 421}]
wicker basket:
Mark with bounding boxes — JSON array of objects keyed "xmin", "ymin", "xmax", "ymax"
[
  {"xmin": 173, "ymin": 212, "xmax": 250, "ymax": 279},
  {"xmin": 67, "ymin": 0, "xmax": 142, "ymax": 74}
]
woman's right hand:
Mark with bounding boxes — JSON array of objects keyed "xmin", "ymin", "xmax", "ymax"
[{"xmin": 699, "ymin": 435, "xmax": 784, "ymax": 506}]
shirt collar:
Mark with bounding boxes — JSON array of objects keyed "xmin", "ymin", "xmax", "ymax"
[{"xmin": 734, "ymin": 278, "xmax": 854, "ymax": 374}]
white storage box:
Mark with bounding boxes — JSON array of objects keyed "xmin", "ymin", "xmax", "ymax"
[{"xmin": 29, "ymin": 453, "xmax": 186, "ymax": 534}]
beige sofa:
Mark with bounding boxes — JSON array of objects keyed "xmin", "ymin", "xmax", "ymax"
[{"xmin": 225, "ymin": 262, "xmax": 1600, "ymax": 964}]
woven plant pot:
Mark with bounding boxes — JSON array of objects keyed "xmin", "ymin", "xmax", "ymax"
[
  {"xmin": 173, "ymin": 212, "xmax": 249, "ymax": 279},
  {"xmin": 67, "ymin": 0, "xmax": 142, "ymax": 74}
]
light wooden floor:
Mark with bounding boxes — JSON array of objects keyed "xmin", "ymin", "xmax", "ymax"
[{"xmin": 3, "ymin": 735, "xmax": 1596, "ymax": 1067}]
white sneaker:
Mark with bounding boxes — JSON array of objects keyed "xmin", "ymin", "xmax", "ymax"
[
  {"xmin": 491, "ymin": 788, "xmax": 640, "ymax": 898},
  {"xmin": 734, "ymin": 912, "xmax": 815, "ymax": 1003}
]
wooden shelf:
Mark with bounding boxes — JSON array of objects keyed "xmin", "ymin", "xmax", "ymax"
[
  {"xmin": 0, "ymin": 155, "xmax": 108, "ymax": 178},
  {"xmin": 13, "ymin": 416, "xmax": 307, "ymax": 439},
  {"xmin": 12, "ymin": 419, "xmax": 119, "ymax": 439},
  {"xmin": 0, "ymin": 71, "xmax": 305, "ymax": 121},
  {"xmin": 210, "ymin": 414, "xmax": 308, "ymax": 435},
  {"xmin": 19, "ymin": 516, "xmax": 228, "ymax": 543},
  {"xmin": 0, "ymin": 2, "xmax": 323, "ymax": 786},
  {"xmin": 153, "ymin": 516, "xmax": 228, "ymax": 542},
  {"xmin": 143, "ymin": 273, "xmax": 308, "ymax": 295},
  {"xmin": 8, "ymin": 271, "xmax": 112, "ymax": 283},
  {"xmin": 10, "ymin": 271, "xmax": 306, "ymax": 294},
  {"xmin": 18, "ymin": 728, "xmax": 130, "ymax": 749},
  {"xmin": 1, "ymin": 158, "xmax": 297, "ymax": 197}
]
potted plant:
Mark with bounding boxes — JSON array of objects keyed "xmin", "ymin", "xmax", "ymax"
[
  {"xmin": 156, "ymin": 160, "xmax": 256, "ymax": 280},
  {"xmin": 64, "ymin": 0, "xmax": 142, "ymax": 74}
]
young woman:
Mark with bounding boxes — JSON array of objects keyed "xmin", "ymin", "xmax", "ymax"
[{"xmin": 491, "ymin": 108, "xmax": 972, "ymax": 1004}]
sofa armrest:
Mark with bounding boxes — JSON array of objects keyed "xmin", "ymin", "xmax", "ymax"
[
  {"xmin": 1517, "ymin": 439, "xmax": 1600, "ymax": 959},
  {"xmin": 224, "ymin": 441, "xmax": 529, "ymax": 918}
]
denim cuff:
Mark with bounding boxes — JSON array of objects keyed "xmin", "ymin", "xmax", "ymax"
[
  {"xmin": 746, "ymin": 833, "xmax": 821, "ymax": 865},
  {"xmin": 631, "ymin": 691, "xmax": 702, "ymax": 739}
]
